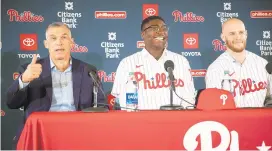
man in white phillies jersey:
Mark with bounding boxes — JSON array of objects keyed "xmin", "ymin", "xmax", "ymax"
[
  {"xmin": 111, "ymin": 16, "xmax": 196, "ymax": 110},
  {"xmin": 206, "ymin": 18, "xmax": 271, "ymax": 107}
]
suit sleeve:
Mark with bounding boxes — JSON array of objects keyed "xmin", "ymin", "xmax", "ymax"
[{"xmin": 6, "ymin": 64, "xmax": 29, "ymax": 109}]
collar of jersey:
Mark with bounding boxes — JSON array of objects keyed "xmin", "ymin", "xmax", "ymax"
[
  {"xmin": 141, "ymin": 48, "xmax": 168, "ymax": 61},
  {"xmin": 224, "ymin": 50, "xmax": 250, "ymax": 65}
]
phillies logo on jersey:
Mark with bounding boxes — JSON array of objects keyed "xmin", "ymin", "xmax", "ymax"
[
  {"xmin": 232, "ymin": 78, "xmax": 267, "ymax": 97},
  {"xmin": 134, "ymin": 72, "xmax": 184, "ymax": 89}
]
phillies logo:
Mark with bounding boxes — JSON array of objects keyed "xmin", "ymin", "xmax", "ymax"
[
  {"xmin": 220, "ymin": 94, "xmax": 228, "ymax": 105},
  {"xmin": 134, "ymin": 72, "xmax": 184, "ymax": 89},
  {"xmin": 71, "ymin": 43, "xmax": 88, "ymax": 53},
  {"xmin": 172, "ymin": 10, "xmax": 205, "ymax": 22},
  {"xmin": 97, "ymin": 70, "xmax": 116, "ymax": 82},
  {"xmin": 7, "ymin": 9, "xmax": 44, "ymax": 22},
  {"xmin": 232, "ymin": 79, "xmax": 267, "ymax": 97},
  {"xmin": 183, "ymin": 121, "xmax": 239, "ymax": 150},
  {"xmin": 212, "ymin": 39, "xmax": 227, "ymax": 51}
]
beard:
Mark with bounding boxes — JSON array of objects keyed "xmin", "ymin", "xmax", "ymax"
[{"xmin": 225, "ymin": 39, "xmax": 246, "ymax": 53}]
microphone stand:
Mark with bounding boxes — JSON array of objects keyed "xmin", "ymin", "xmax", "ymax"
[
  {"xmin": 170, "ymin": 81, "xmax": 174, "ymax": 106},
  {"xmin": 93, "ymin": 85, "xmax": 98, "ymax": 108},
  {"xmin": 81, "ymin": 76, "xmax": 109, "ymax": 112},
  {"xmin": 160, "ymin": 78, "xmax": 184, "ymax": 110}
]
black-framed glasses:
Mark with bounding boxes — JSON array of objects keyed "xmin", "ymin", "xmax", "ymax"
[{"xmin": 142, "ymin": 25, "xmax": 169, "ymax": 32}]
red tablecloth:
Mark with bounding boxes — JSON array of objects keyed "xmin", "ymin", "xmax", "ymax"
[{"xmin": 17, "ymin": 109, "xmax": 272, "ymax": 150}]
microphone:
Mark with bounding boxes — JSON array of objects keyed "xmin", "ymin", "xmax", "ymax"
[
  {"xmin": 265, "ymin": 62, "xmax": 272, "ymax": 74},
  {"xmin": 264, "ymin": 95, "xmax": 272, "ymax": 107},
  {"xmin": 160, "ymin": 60, "xmax": 184, "ymax": 110},
  {"xmin": 264, "ymin": 62, "xmax": 272, "ymax": 108},
  {"xmin": 164, "ymin": 60, "xmax": 176, "ymax": 91},
  {"xmin": 89, "ymin": 70, "xmax": 101, "ymax": 87},
  {"xmin": 81, "ymin": 66, "xmax": 109, "ymax": 112}
]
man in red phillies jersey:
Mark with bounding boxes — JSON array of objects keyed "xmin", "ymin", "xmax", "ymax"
[
  {"xmin": 112, "ymin": 16, "xmax": 196, "ymax": 110},
  {"xmin": 205, "ymin": 18, "xmax": 272, "ymax": 107}
]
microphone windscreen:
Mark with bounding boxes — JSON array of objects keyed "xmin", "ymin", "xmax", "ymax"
[
  {"xmin": 164, "ymin": 60, "xmax": 174, "ymax": 71},
  {"xmin": 85, "ymin": 64, "xmax": 97, "ymax": 73},
  {"xmin": 265, "ymin": 62, "xmax": 272, "ymax": 74}
]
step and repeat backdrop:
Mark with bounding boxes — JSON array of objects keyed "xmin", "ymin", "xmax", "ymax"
[{"xmin": 1, "ymin": 0, "xmax": 272, "ymax": 149}]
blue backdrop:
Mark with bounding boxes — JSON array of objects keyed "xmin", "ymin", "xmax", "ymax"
[{"xmin": 1, "ymin": 0, "xmax": 272, "ymax": 149}]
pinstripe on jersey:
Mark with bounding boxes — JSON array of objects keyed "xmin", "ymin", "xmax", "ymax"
[
  {"xmin": 112, "ymin": 48, "xmax": 196, "ymax": 110},
  {"xmin": 205, "ymin": 50, "xmax": 271, "ymax": 107}
]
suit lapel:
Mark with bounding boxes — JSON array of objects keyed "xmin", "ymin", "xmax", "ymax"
[
  {"xmin": 41, "ymin": 57, "xmax": 83, "ymax": 110},
  {"xmin": 41, "ymin": 57, "xmax": 53, "ymax": 104},
  {"xmin": 72, "ymin": 58, "xmax": 83, "ymax": 110}
]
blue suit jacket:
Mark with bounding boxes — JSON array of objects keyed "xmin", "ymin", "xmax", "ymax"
[{"xmin": 6, "ymin": 56, "xmax": 106, "ymax": 144}]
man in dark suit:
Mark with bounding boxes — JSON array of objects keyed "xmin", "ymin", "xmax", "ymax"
[{"xmin": 6, "ymin": 22, "xmax": 107, "ymax": 148}]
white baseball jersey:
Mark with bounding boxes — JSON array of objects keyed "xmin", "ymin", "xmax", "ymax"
[
  {"xmin": 205, "ymin": 50, "xmax": 271, "ymax": 107},
  {"xmin": 112, "ymin": 48, "xmax": 196, "ymax": 110}
]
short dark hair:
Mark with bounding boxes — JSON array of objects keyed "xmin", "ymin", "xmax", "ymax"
[{"xmin": 141, "ymin": 16, "xmax": 165, "ymax": 31}]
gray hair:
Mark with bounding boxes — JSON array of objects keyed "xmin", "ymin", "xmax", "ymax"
[{"xmin": 45, "ymin": 22, "xmax": 71, "ymax": 39}]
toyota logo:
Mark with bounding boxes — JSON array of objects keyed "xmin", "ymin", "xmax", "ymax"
[
  {"xmin": 186, "ymin": 37, "xmax": 196, "ymax": 45},
  {"xmin": 23, "ymin": 38, "xmax": 35, "ymax": 47},
  {"xmin": 145, "ymin": 8, "xmax": 156, "ymax": 16}
]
